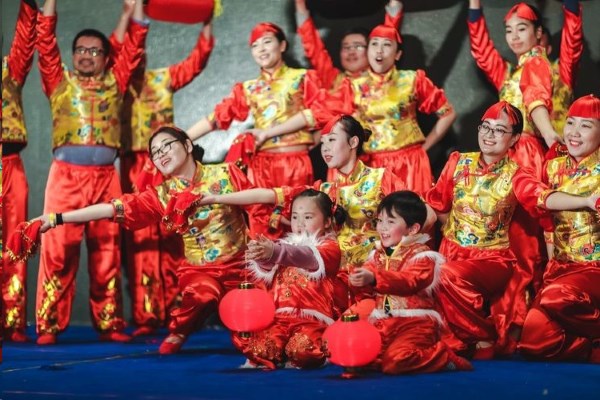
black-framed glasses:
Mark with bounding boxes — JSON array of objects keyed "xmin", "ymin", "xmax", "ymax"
[
  {"xmin": 478, "ymin": 124, "xmax": 512, "ymax": 138},
  {"xmin": 341, "ymin": 44, "xmax": 367, "ymax": 52},
  {"xmin": 151, "ymin": 139, "xmax": 180, "ymax": 160},
  {"xmin": 74, "ymin": 47, "xmax": 104, "ymax": 57}
]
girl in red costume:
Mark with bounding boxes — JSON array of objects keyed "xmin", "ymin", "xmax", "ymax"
[
  {"xmin": 35, "ymin": 126, "xmax": 262, "ymax": 353},
  {"xmin": 227, "ymin": 189, "xmax": 341, "ymax": 370},
  {"xmin": 349, "ymin": 191, "xmax": 472, "ymax": 374}
]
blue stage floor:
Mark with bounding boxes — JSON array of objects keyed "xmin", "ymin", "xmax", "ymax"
[{"xmin": 2, "ymin": 326, "xmax": 599, "ymax": 400}]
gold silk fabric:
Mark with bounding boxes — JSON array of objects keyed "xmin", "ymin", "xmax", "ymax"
[
  {"xmin": 1, "ymin": 58, "xmax": 27, "ymax": 143},
  {"xmin": 443, "ymin": 153, "xmax": 519, "ymax": 250},
  {"xmin": 544, "ymin": 150, "xmax": 600, "ymax": 263},
  {"xmin": 242, "ymin": 65, "xmax": 314, "ymax": 150},
  {"xmin": 498, "ymin": 46, "xmax": 549, "ymax": 137},
  {"xmin": 320, "ymin": 161, "xmax": 385, "ymax": 269},
  {"xmin": 127, "ymin": 68, "xmax": 175, "ymax": 152},
  {"xmin": 351, "ymin": 69, "xmax": 427, "ymax": 153},
  {"xmin": 50, "ymin": 66, "xmax": 123, "ymax": 149},
  {"xmin": 156, "ymin": 163, "xmax": 247, "ymax": 265},
  {"xmin": 550, "ymin": 61, "xmax": 572, "ymax": 137}
]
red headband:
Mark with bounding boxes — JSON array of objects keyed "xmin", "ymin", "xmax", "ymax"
[
  {"xmin": 249, "ymin": 22, "xmax": 282, "ymax": 45},
  {"xmin": 321, "ymin": 115, "xmax": 343, "ymax": 136},
  {"xmin": 567, "ymin": 94, "xmax": 600, "ymax": 119},
  {"xmin": 504, "ymin": 3, "xmax": 538, "ymax": 23},
  {"xmin": 369, "ymin": 24, "xmax": 402, "ymax": 44},
  {"xmin": 481, "ymin": 101, "xmax": 521, "ymax": 125}
]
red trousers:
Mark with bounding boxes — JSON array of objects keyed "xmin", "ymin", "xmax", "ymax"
[
  {"xmin": 121, "ymin": 152, "xmax": 183, "ymax": 329},
  {"xmin": 36, "ymin": 160, "xmax": 126, "ymax": 334},
  {"xmin": 366, "ymin": 145, "xmax": 433, "ymax": 196},
  {"xmin": 2, "ymin": 154, "xmax": 29, "ymax": 334},
  {"xmin": 519, "ymin": 261, "xmax": 600, "ymax": 362},
  {"xmin": 232, "ymin": 313, "xmax": 329, "ymax": 369}
]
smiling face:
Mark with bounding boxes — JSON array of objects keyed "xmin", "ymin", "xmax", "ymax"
[
  {"xmin": 320, "ymin": 122, "xmax": 358, "ymax": 171},
  {"xmin": 72, "ymin": 36, "xmax": 108, "ymax": 77},
  {"xmin": 340, "ymin": 33, "xmax": 369, "ymax": 74},
  {"xmin": 563, "ymin": 116, "xmax": 600, "ymax": 162},
  {"xmin": 290, "ymin": 196, "xmax": 330, "ymax": 235},
  {"xmin": 368, "ymin": 36, "xmax": 401, "ymax": 74},
  {"xmin": 478, "ymin": 111, "xmax": 520, "ymax": 164},
  {"xmin": 376, "ymin": 208, "xmax": 412, "ymax": 248},
  {"xmin": 150, "ymin": 132, "xmax": 191, "ymax": 177},
  {"xmin": 250, "ymin": 32, "xmax": 286, "ymax": 73},
  {"xmin": 504, "ymin": 14, "xmax": 541, "ymax": 58}
]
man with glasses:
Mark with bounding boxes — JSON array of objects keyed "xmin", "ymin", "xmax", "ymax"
[{"xmin": 34, "ymin": 0, "xmax": 147, "ymax": 345}]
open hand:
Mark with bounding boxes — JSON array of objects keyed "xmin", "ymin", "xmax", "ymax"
[
  {"xmin": 246, "ymin": 235, "xmax": 275, "ymax": 261},
  {"xmin": 349, "ymin": 267, "xmax": 375, "ymax": 287}
]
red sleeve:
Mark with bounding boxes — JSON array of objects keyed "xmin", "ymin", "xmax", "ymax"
[
  {"xmin": 520, "ymin": 55, "xmax": 553, "ymax": 115},
  {"xmin": 116, "ymin": 189, "xmax": 164, "ymax": 231},
  {"xmin": 36, "ymin": 13, "xmax": 63, "ymax": 96},
  {"xmin": 425, "ymin": 151, "xmax": 460, "ymax": 213},
  {"xmin": 309, "ymin": 77, "xmax": 356, "ymax": 129},
  {"xmin": 414, "ymin": 69, "xmax": 451, "ymax": 115},
  {"xmin": 384, "ymin": 5, "xmax": 403, "ymax": 29},
  {"xmin": 373, "ymin": 254, "xmax": 436, "ymax": 296},
  {"xmin": 108, "ymin": 32, "xmax": 124, "ymax": 57},
  {"xmin": 511, "ymin": 166, "xmax": 554, "ymax": 232},
  {"xmin": 7, "ymin": 1, "xmax": 37, "ymax": 85},
  {"xmin": 467, "ymin": 14, "xmax": 508, "ymax": 91},
  {"xmin": 319, "ymin": 239, "xmax": 342, "ymax": 278},
  {"xmin": 297, "ymin": 17, "xmax": 340, "ymax": 90},
  {"xmin": 381, "ymin": 169, "xmax": 407, "ymax": 195},
  {"xmin": 111, "ymin": 20, "xmax": 148, "ymax": 94},
  {"xmin": 168, "ymin": 32, "xmax": 215, "ymax": 91},
  {"xmin": 211, "ymin": 83, "xmax": 250, "ymax": 130},
  {"xmin": 558, "ymin": 4, "xmax": 583, "ymax": 89}
]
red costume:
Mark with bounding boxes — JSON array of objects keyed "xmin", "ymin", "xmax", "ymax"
[
  {"xmin": 233, "ymin": 233, "xmax": 341, "ymax": 369},
  {"xmin": 350, "ymin": 236, "xmax": 469, "ymax": 374},
  {"xmin": 1, "ymin": 0, "xmax": 37, "ymax": 341},
  {"xmin": 112, "ymin": 29, "xmax": 214, "ymax": 332},
  {"xmin": 35, "ymin": 12, "xmax": 147, "ymax": 337}
]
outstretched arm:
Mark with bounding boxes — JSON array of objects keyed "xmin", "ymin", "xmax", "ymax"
[
  {"xmin": 200, "ymin": 188, "xmax": 276, "ymax": 206},
  {"xmin": 544, "ymin": 192, "xmax": 599, "ymax": 212},
  {"xmin": 37, "ymin": 204, "xmax": 115, "ymax": 233}
]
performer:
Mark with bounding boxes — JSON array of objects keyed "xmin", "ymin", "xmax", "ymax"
[
  {"xmin": 35, "ymin": 126, "xmax": 262, "ymax": 354},
  {"xmin": 233, "ymin": 189, "xmax": 341, "ymax": 369},
  {"xmin": 1, "ymin": 0, "xmax": 37, "ymax": 343},
  {"xmin": 349, "ymin": 191, "xmax": 472, "ymax": 374},
  {"xmin": 517, "ymin": 94, "xmax": 600, "ymax": 363},
  {"xmin": 110, "ymin": 2, "xmax": 215, "ymax": 337},
  {"xmin": 34, "ymin": 0, "xmax": 147, "ymax": 345},
  {"xmin": 294, "ymin": 0, "xmax": 402, "ymax": 91}
]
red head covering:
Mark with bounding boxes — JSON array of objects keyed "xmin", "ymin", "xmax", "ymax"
[
  {"xmin": 321, "ymin": 115, "xmax": 343, "ymax": 136},
  {"xmin": 567, "ymin": 94, "xmax": 600, "ymax": 119},
  {"xmin": 481, "ymin": 100, "xmax": 522, "ymax": 126},
  {"xmin": 504, "ymin": 3, "xmax": 539, "ymax": 23},
  {"xmin": 249, "ymin": 22, "xmax": 283, "ymax": 45},
  {"xmin": 369, "ymin": 24, "xmax": 402, "ymax": 44}
]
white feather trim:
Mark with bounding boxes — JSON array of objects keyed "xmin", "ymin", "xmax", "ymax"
[
  {"xmin": 246, "ymin": 259, "xmax": 278, "ymax": 285},
  {"xmin": 279, "ymin": 232, "xmax": 328, "ymax": 281},
  {"xmin": 276, "ymin": 307, "xmax": 335, "ymax": 325},
  {"xmin": 409, "ymin": 250, "xmax": 445, "ymax": 296},
  {"xmin": 368, "ymin": 308, "xmax": 443, "ymax": 325},
  {"xmin": 399, "ymin": 233, "xmax": 431, "ymax": 246}
]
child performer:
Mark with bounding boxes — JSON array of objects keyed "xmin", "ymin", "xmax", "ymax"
[
  {"xmin": 349, "ymin": 191, "xmax": 472, "ymax": 374},
  {"xmin": 35, "ymin": 126, "xmax": 261, "ymax": 353},
  {"xmin": 517, "ymin": 94, "xmax": 600, "ymax": 363},
  {"xmin": 232, "ymin": 189, "xmax": 342, "ymax": 369}
]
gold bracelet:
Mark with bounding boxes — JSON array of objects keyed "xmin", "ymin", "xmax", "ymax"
[{"xmin": 48, "ymin": 213, "xmax": 57, "ymax": 228}]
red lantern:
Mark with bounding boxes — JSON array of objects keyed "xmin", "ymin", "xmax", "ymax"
[
  {"xmin": 323, "ymin": 314, "xmax": 381, "ymax": 376},
  {"xmin": 144, "ymin": 0, "xmax": 217, "ymax": 24},
  {"xmin": 219, "ymin": 282, "xmax": 275, "ymax": 335}
]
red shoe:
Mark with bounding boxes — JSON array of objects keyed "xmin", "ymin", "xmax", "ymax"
[
  {"xmin": 132, "ymin": 326, "xmax": 157, "ymax": 337},
  {"xmin": 7, "ymin": 330, "xmax": 29, "ymax": 343},
  {"xmin": 158, "ymin": 334, "xmax": 186, "ymax": 355},
  {"xmin": 37, "ymin": 333, "xmax": 57, "ymax": 345},
  {"xmin": 446, "ymin": 350, "xmax": 474, "ymax": 371},
  {"xmin": 99, "ymin": 331, "xmax": 132, "ymax": 343}
]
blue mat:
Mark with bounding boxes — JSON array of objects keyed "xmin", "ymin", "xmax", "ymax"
[{"xmin": 2, "ymin": 326, "xmax": 599, "ymax": 400}]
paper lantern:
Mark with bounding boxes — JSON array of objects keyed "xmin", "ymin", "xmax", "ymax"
[
  {"xmin": 219, "ymin": 282, "xmax": 275, "ymax": 335},
  {"xmin": 144, "ymin": 0, "xmax": 217, "ymax": 24},
  {"xmin": 323, "ymin": 313, "xmax": 381, "ymax": 376}
]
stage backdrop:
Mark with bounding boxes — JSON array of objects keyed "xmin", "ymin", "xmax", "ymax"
[{"xmin": 2, "ymin": 0, "xmax": 600, "ymax": 325}]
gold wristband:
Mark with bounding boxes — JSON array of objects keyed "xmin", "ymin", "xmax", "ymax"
[{"xmin": 48, "ymin": 213, "xmax": 57, "ymax": 228}]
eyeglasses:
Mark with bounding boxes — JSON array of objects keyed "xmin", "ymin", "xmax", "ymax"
[
  {"xmin": 341, "ymin": 44, "xmax": 367, "ymax": 52},
  {"xmin": 74, "ymin": 47, "xmax": 105, "ymax": 57},
  {"xmin": 151, "ymin": 139, "xmax": 180, "ymax": 160},
  {"xmin": 478, "ymin": 124, "xmax": 512, "ymax": 138}
]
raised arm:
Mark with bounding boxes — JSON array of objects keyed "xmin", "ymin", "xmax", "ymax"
[
  {"xmin": 384, "ymin": 0, "xmax": 404, "ymax": 30},
  {"xmin": 110, "ymin": 0, "xmax": 136, "ymax": 45},
  {"xmin": 168, "ymin": 21, "xmax": 215, "ymax": 91},
  {"xmin": 558, "ymin": 0, "xmax": 583, "ymax": 90},
  {"xmin": 7, "ymin": 0, "xmax": 38, "ymax": 85},
  {"xmin": 36, "ymin": 0, "xmax": 63, "ymax": 96}
]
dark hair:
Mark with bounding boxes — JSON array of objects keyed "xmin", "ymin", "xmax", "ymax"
[
  {"xmin": 526, "ymin": 3, "xmax": 543, "ymax": 29},
  {"xmin": 271, "ymin": 25, "xmax": 287, "ymax": 44},
  {"xmin": 336, "ymin": 115, "xmax": 372, "ymax": 156},
  {"xmin": 148, "ymin": 125, "xmax": 204, "ymax": 162},
  {"xmin": 377, "ymin": 191, "xmax": 427, "ymax": 229},
  {"xmin": 504, "ymin": 103, "xmax": 524, "ymax": 136},
  {"xmin": 72, "ymin": 28, "xmax": 111, "ymax": 56},
  {"xmin": 341, "ymin": 27, "xmax": 369, "ymax": 43},
  {"xmin": 293, "ymin": 189, "xmax": 346, "ymax": 227}
]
